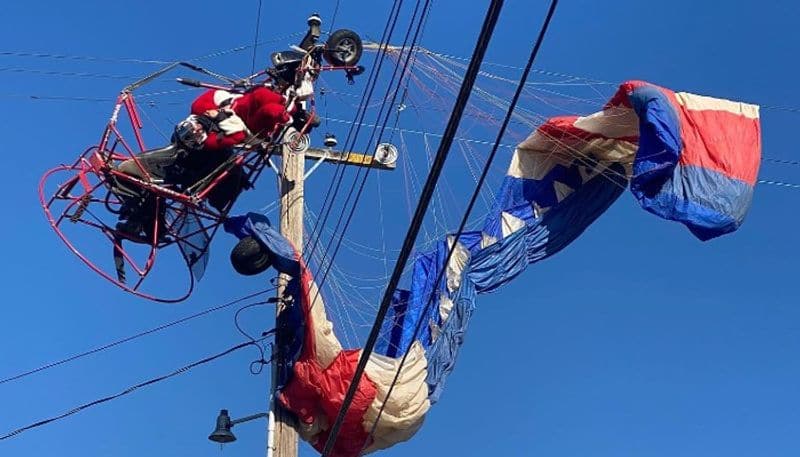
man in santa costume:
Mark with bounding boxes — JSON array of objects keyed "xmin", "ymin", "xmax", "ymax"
[
  {"xmin": 112, "ymin": 86, "xmax": 291, "ymax": 239},
  {"xmin": 189, "ymin": 85, "xmax": 291, "ymax": 148}
]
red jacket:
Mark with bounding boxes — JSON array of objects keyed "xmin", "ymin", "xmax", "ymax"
[{"xmin": 191, "ymin": 87, "xmax": 290, "ymax": 143}]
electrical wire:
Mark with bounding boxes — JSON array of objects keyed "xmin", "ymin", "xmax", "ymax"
[
  {"xmin": 233, "ymin": 300, "xmax": 277, "ymax": 375},
  {"xmin": 251, "ymin": 0, "xmax": 264, "ymax": 74},
  {"xmin": 302, "ymin": 0, "xmax": 408, "ymax": 258},
  {"xmin": 320, "ymin": 0, "xmax": 507, "ymax": 454},
  {"xmin": 0, "ymin": 288, "xmax": 275, "ymax": 386},
  {"xmin": 358, "ymin": 2, "xmax": 560, "ymax": 453},
  {"xmin": 308, "ymin": 0, "xmax": 432, "ymax": 305},
  {"xmin": 0, "ymin": 66, "xmax": 138, "ymax": 80},
  {"xmin": 758, "ymin": 179, "xmax": 800, "ymax": 189},
  {"xmin": 0, "ymin": 50, "xmax": 173, "ymax": 64},
  {"xmin": 0, "ymin": 337, "xmax": 273, "ymax": 441},
  {"xmin": 329, "ymin": 0, "xmax": 343, "ymax": 32}
]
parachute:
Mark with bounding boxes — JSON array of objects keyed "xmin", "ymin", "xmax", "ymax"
[{"xmin": 226, "ymin": 80, "xmax": 762, "ymax": 457}]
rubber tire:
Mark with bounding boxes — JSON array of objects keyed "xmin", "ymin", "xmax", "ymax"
[
  {"xmin": 230, "ymin": 236, "xmax": 272, "ymax": 276},
  {"xmin": 324, "ymin": 29, "xmax": 363, "ymax": 66}
]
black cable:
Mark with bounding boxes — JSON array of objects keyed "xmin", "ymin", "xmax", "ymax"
[
  {"xmin": 251, "ymin": 0, "xmax": 263, "ymax": 74},
  {"xmin": 0, "ymin": 50, "xmax": 172, "ymax": 64},
  {"xmin": 0, "ymin": 337, "xmax": 272, "ymax": 441},
  {"xmin": 0, "ymin": 67, "xmax": 137, "ymax": 80},
  {"xmin": 308, "ymin": 0, "xmax": 429, "ymax": 295},
  {"xmin": 232, "ymin": 301, "xmax": 276, "ymax": 375},
  {"xmin": 303, "ymin": 0, "xmax": 407, "ymax": 257},
  {"xmin": 308, "ymin": 0, "xmax": 432, "ymax": 312},
  {"xmin": 0, "ymin": 288, "xmax": 275, "ymax": 386},
  {"xmin": 358, "ymin": 2, "xmax": 560, "ymax": 453},
  {"xmin": 320, "ymin": 1, "xmax": 507, "ymax": 454},
  {"xmin": 329, "ymin": 0, "xmax": 342, "ymax": 32}
]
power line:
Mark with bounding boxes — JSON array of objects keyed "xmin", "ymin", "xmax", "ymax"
[
  {"xmin": 329, "ymin": 0, "xmax": 343, "ymax": 32},
  {"xmin": 303, "ymin": 0, "xmax": 409, "ymax": 258},
  {"xmin": 308, "ymin": 0, "xmax": 432, "ymax": 307},
  {"xmin": 0, "ymin": 50, "xmax": 172, "ymax": 65},
  {"xmin": 251, "ymin": 0, "xmax": 264, "ymax": 74},
  {"xmin": 0, "ymin": 288, "xmax": 275, "ymax": 386},
  {"xmin": 758, "ymin": 179, "xmax": 800, "ymax": 189},
  {"xmin": 320, "ymin": 0, "xmax": 507, "ymax": 454},
  {"xmin": 763, "ymin": 157, "xmax": 800, "ymax": 166},
  {"xmin": 360, "ymin": 2, "xmax": 560, "ymax": 452},
  {"xmin": 0, "ymin": 66, "xmax": 138, "ymax": 80},
  {"xmin": 0, "ymin": 337, "xmax": 272, "ymax": 441}
]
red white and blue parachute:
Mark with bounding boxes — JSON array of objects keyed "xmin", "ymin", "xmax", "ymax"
[{"xmin": 226, "ymin": 80, "xmax": 761, "ymax": 456}]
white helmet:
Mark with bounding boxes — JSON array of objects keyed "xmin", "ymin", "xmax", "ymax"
[{"xmin": 174, "ymin": 115, "xmax": 208, "ymax": 149}]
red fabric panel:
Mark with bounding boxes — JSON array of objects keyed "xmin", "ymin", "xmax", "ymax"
[
  {"xmin": 604, "ymin": 80, "xmax": 650, "ymax": 109},
  {"xmin": 278, "ymin": 262, "xmax": 379, "ymax": 457},
  {"xmin": 676, "ymin": 104, "xmax": 761, "ymax": 185},
  {"xmin": 537, "ymin": 115, "xmax": 639, "ymax": 144}
]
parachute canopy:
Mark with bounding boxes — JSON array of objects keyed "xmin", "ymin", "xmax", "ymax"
[{"xmin": 226, "ymin": 80, "xmax": 762, "ymax": 457}]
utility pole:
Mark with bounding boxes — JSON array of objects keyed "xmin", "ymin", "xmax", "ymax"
[
  {"xmin": 272, "ymin": 133, "xmax": 304, "ymax": 457},
  {"xmin": 269, "ymin": 132, "xmax": 398, "ymax": 457}
]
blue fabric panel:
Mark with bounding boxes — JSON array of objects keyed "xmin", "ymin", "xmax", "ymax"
[
  {"xmin": 224, "ymin": 213, "xmax": 305, "ymax": 388},
  {"xmin": 391, "ymin": 242, "xmax": 448, "ymax": 352},
  {"xmin": 425, "ymin": 274, "xmax": 477, "ymax": 404},
  {"xmin": 375, "ymin": 289, "xmax": 411, "ymax": 358},
  {"xmin": 223, "ymin": 212, "xmax": 299, "ymax": 276},
  {"xmin": 634, "ymin": 164, "xmax": 755, "ymax": 240},
  {"xmin": 534, "ymin": 162, "xmax": 628, "ymax": 258},
  {"xmin": 628, "ymin": 85, "xmax": 682, "ymax": 193},
  {"xmin": 468, "ymin": 226, "xmax": 529, "ymax": 293}
]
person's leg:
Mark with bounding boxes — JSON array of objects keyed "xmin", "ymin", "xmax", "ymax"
[
  {"xmin": 113, "ymin": 146, "xmax": 181, "ymax": 238},
  {"xmin": 207, "ymin": 165, "xmax": 246, "ymax": 213}
]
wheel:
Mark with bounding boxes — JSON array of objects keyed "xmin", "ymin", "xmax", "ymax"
[
  {"xmin": 230, "ymin": 236, "xmax": 272, "ymax": 276},
  {"xmin": 324, "ymin": 29, "xmax": 363, "ymax": 66}
]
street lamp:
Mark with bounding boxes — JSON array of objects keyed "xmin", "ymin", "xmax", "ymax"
[{"xmin": 208, "ymin": 409, "xmax": 268, "ymax": 444}]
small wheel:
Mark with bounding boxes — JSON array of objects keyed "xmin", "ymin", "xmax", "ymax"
[
  {"xmin": 324, "ymin": 29, "xmax": 363, "ymax": 66},
  {"xmin": 230, "ymin": 236, "xmax": 272, "ymax": 276}
]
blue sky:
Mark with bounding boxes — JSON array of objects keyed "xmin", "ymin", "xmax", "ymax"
[{"xmin": 1, "ymin": 1, "xmax": 799, "ymax": 457}]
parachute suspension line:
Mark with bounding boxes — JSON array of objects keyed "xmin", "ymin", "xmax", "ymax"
[
  {"xmin": 307, "ymin": 3, "xmax": 424, "ymax": 265},
  {"xmin": 421, "ymin": 128, "xmax": 458, "ymax": 240},
  {"xmin": 320, "ymin": 0, "xmax": 507, "ymax": 453},
  {"xmin": 250, "ymin": 0, "xmax": 263, "ymax": 74},
  {"xmin": 302, "ymin": 0, "xmax": 408, "ymax": 258},
  {"xmin": 359, "ymin": 1, "xmax": 561, "ymax": 452},
  {"xmin": 303, "ymin": 207, "xmax": 361, "ymax": 348},
  {"xmin": 447, "ymin": 57, "xmax": 631, "ymax": 190},
  {"xmin": 305, "ymin": 0, "xmax": 433, "ymax": 308},
  {"xmin": 376, "ymin": 172, "xmax": 391, "ymax": 279},
  {"xmin": 458, "ymin": 139, "xmax": 496, "ymax": 211}
]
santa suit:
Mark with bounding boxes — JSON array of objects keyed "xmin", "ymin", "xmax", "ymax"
[{"xmin": 191, "ymin": 87, "xmax": 290, "ymax": 143}]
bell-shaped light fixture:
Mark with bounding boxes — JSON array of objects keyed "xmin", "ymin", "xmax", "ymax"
[{"xmin": 208, "ymin": 409, "xmax": 236, "ymax": 444}]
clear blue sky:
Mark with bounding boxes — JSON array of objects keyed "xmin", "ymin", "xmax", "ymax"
[{"xmin": 1, "ymin": 1, "xmax": 799, "ymax": 457}]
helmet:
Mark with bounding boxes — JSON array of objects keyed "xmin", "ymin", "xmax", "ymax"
[{"xmin": 174, "ymin": 115, "xmax": 208, "ymax": 149}]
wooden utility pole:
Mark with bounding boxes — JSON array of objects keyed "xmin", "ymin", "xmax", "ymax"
[
  {"xmin": 271, "ymin": 132, "xmax": 305, "ymax": 457},
  {"xmin": 269, "ymin": 132, "xmax": 397, "ymax": 457}
]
